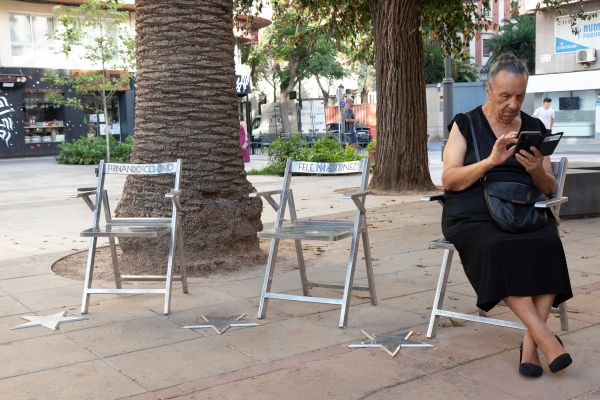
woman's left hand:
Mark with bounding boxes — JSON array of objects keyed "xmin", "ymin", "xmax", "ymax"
[{"xmin": 515, "ymin": 146, "xmax": 544, "ymax": 174}]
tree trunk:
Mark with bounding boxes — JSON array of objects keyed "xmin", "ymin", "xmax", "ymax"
[
  {"xmin": 314, "ymin": 75, "xmax": 329, "ymax": 105},
  {"xmin": 368, "ymin": 0, "xmax": 435, "ymax": 192},
  {"xmin": 114, "ymin": 0, "xmax": 265, "ymax": 273},
  {"xmin": 360, "ymin": 64, "xmax": 371, "ymax": 104}
]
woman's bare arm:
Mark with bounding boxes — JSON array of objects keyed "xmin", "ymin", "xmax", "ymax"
[{"xmin": 442, "ymin": 122, "xmax": 519, "ymax": 191}]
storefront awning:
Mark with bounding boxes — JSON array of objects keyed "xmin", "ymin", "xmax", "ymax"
[{"xmin": 527, "ymin": 70, "xmax": 600, "ymax": 93}]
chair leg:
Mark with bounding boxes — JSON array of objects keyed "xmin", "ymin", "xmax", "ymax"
[
  {"xmin": 339, "ymin": 233, "xmax": 361, "ymax": 328},
  {"xmin": 81, "ymin": 237, "xmax": 98, "ymax": 314},
  {"xmin": 163, "ymin": 229, "xmax": 178, "ymax": 315},
  {"xmin": 177, "ymin": 223, "xmax": 188, "ymax": 294},
  {"xmin": 361, "ymin": 230, "xmax": 377, "ymax": 306},
  {"xmin": 294, "ymin": 239, "xmax": 310, "ymax": 296},
  {"xmin": 258, "ymin": 238, "xmax": 280, "ymax": 319},
  {"xmin": 427, "ymin": 249, "xmax": 454, "ymax": 339},
  {"xmin": 108, "ymin": 237, "xmax": 122, "ymax": 289},
  {"xmin": 559, "ymin": 301, "xmax": 569, "ymax": 331}
]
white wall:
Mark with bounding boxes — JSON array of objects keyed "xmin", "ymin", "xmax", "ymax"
[{"xmin": 426, "ymin": 86, "xmax": 444, "ymax": 140}]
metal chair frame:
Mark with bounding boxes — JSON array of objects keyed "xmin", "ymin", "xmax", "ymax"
[
  {"xmin": 71, "ymin": 159, "xmax": 187, "ymax": 315},
  {"xmin": 251, "ymin": 158, "xmax": 377, "ymax": 328},
  {"xmin": 423, "ymin": 157, "xmax": 570, "ymax": 338}
]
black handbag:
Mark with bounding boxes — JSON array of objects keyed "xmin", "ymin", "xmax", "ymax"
[{"xmin": 465, "ymin": 112, "xmax": 548, "ymax": 234}]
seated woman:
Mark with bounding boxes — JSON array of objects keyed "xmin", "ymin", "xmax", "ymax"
[{"xmin": 442, "ymin": 53, "xmax": 573, "ymax": 378}]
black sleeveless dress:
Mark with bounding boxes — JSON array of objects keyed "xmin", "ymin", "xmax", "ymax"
[{"xmin": 442, "ymin": 106, "xmax": 572, "ymax": 312}]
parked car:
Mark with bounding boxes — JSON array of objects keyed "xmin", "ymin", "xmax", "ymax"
[{"xmin": 326, "ymin": 122, "xmax": 373, "ymax": 147}]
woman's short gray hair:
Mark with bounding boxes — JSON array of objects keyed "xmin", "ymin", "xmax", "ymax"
[{"xmin": 488, "ymin": 53, "xmax": 529, "ymax": 89}]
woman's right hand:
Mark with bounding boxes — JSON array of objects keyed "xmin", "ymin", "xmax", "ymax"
[{"xmin": 485, "ymin": 131, "xmax": 519, "ymax": 167}]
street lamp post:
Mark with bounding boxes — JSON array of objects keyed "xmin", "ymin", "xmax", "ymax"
[
  {"xmin": 441, "ymin": 56, "xmax": 453, "ymax": 161},
  {"xmin": 479, "ymin": 66, "xmax": 489, "ymax": 87},
  {"xmin": 336, "ymin": 85, "xmax": 344, "ymax": 143},
  {"xmin": 441, "ymin": 0, "xmax": 477, "ymax": 161}
]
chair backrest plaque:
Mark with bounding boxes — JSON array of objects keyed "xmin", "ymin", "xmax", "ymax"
[
  {"xmin": 291, "ymin": 160, "xmax": 366, "ymax": 175},
  {"xmin": 104, "ymin": 162, "xmax": 179, "ymax": 175},
  {"xmin": 91, "ymin": 159, "xmax": 183, "ymax": 230}
]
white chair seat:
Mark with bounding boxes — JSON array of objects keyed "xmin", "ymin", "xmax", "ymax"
[
  {"xmin": 80, "ymin": 224, "xmax": 171, "ymax": 238},
  {"xmin": 257, "ymin": 220, "xmax": 356, "ymax": 241}
]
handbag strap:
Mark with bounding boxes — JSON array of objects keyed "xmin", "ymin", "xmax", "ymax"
[
  {"xmin": 465, "ymin": 111, "xmax": 486, "ymax": 182},
  {"xmin": 465, "ymin": 111, "xmax": 481, "ymax": 162}
]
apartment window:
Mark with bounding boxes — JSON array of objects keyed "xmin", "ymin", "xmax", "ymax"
[
  {"xmin": 9, "ymin": 13, "xmax": 55, "ymax": 56},
  {"xmin": 482, "ymin": 33, "xmax": 493, "ymax": 63},
  {"xmin": 482, "ymin": 3, "xmax": 493, "ymax": 19}
]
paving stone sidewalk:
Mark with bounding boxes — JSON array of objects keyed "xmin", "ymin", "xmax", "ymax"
[{"xmin": 1, "ymin": 157, "xmax": 600, "ymax": 399}]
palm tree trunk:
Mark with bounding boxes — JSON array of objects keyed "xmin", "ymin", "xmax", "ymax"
[
  {"xmin": 114, "ymin": 0, "xmax": 265, "ymax": 273},
  {"xmin": 368, "ymin": 0, "xmax": 435, "ymax": 192}
]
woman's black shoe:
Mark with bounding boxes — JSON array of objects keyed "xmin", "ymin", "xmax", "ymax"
[
  {"xmin": 549, "ymin": 334, "xmax": 572, "ymax": 373},
  {"xmin": 519, "ymin": 342, "xmax": 543, "ymax": 378},
  {"xmin": 549, "ymin": 353, "xmax": 572, "ymax": 373}
]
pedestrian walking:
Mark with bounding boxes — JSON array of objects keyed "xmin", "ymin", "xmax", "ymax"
[
  {"xmin": 341, "ymin": 97, "xmax": 359, "ymax": 149},
  {"xmin": 532, "ymin": 98, "xmax": 555, "ymax": 133}
]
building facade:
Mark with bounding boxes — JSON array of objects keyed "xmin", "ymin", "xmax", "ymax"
[
  {"xmin": 0, "ymin": 0, "xmax": 137, "ymax": 158},
  {"xmin": 467, "ymin": 0, "xmax": 513, "ymax": 66},
  {"xmin": 521, "ymin": 0, "xmax": 600, "ymax": 137}
]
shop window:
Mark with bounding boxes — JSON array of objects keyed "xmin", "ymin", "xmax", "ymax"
[
  {"xmin": 83, "ymin": 95, "xmax": 122, "ymax": 140},
  {"xmin": 22, "ymin": 94, "xmax": 65, "ymax": 144},
  {"xmin": 9, "ymin": 14, "xmax": 55, "ymax": 57}
]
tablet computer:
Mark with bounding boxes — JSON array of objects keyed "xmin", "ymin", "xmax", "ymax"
[{"xmin": 513, "ymin": 131, "xmax": 563, "ymax": 157}]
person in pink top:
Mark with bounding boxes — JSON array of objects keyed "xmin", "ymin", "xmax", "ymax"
[{"xmin": 239, "ymin": 114, "xmax": 250, "ymax": 162}]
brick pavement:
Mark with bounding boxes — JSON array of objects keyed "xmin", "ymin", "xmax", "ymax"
[{"xmin": 1, "ymin": 156, "xmax": 600, "ymax": 399}]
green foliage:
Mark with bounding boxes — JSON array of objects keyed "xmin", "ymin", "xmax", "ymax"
[
  {"xmin": 423, "ymin": 41, "xmax": 479, "ymax": 84},
  {"xmin": 274, "ymin": 0, "xmax": 592, "ymax": 63},
  {"xmin": 247, "ymin": 164, "xmax": 285, "ymax": 175},
  {"xmin": 263, "ymin": 133, "xmax": 307, "ymax": 174},
  {"xmin": 366, "ymin": 138, "xmax": 376, "ymax": 157},
  {"xmin": 485, "ymin": 15, "xmax": 536, "ymax": 73},
  {"xmin": 249, "ymin": 5, "xmax": 346, "ymax": 97},
  {"xmin": 55, "ymin": 135, "xmax": 133, "ymax": 165},
  {"xmin": 255, "ymin": 133, "xmax": 364, "ymax": 175}
]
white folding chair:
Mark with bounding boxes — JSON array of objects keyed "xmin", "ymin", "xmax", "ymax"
[
  {"xmin": 71, "ymin": 159, "xmax": 187, "ymax": 315},
  {"xmin": 251, "ymin": 158, "xmax": 377, "ymax": 328},
  {"xmin": 423, "ymin": 157, "xmax": 570, "ymax": 338}
]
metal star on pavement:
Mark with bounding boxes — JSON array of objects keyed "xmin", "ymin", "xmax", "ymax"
[
  {"xmin": 347, "ymin": 330, "xmax": 433, "ymax": 357},
  {"xmin": 183, "ymin": 314, "xmax": 259, "ymax": 335},
  {"xmin": 11, "ymin": 311, "xmax": 88, "ymax": 331}
]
